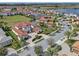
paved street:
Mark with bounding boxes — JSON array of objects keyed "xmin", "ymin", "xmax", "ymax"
[
  {"xmin": 60, "ymin": 43, "xmax": 70, "ymax": 52},
  {"xmin": 58, "ymin": 43, "xmax": 77, "ymax": 56},
  {"xmin": 18, "ymin": 46, "xmax": 36, "ymax": 56},
  {"xmin": 36, "ymin": 19, "xmax": 71, "ymax": 52},
  {"xmin": 18, "ymin": 33, "xmax": 50, "ymax": 56},
  {"xmin": 18, "ymin": 17, "xmax": 71, "ymax": 56},
  {"xmin": 26, "ymin": 33, "xmax": 37, "ymax": 43},
  {"xmin": 51, "ymin": 19, "xmax": 70, "ymax": 45}
]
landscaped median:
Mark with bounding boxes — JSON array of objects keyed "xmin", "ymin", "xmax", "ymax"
[{"xmin": 32, "ymin": 35, "xmax": 44, "ymax": 43}]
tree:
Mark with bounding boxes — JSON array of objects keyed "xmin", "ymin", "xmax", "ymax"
[
  {"xmin": 0, "ymin": 48, "xmax": 7, "ymax": 56},
  {"xmin": 5, "ymin": 26, "xmax": 11, "ymax": 31},
  {"xmin": 11, "ymin": 8, "xmax": 17, "ymax": 12},
  {"xmin": 0, "ymin": 9, "xmax": 2, "ymax": 12},
  {"xmin": 71, "ymin": 29, "xmax": 78, "ymax": 37},
  {"xmin": 0, "ymin": 15, "xmax": 3, "ymax": 19},
  {"xmin": 46, "ymin": 44, "xmax": 62, "ymax": 56},
  {"xmin": 46, "ymin": 47, "xmax": 54, "ymax": 56},
  {"xmin": 0, "ymin": 21, "xmax": 9, "ymax": 31},
  {"xmin": 34, "ymin": 46, "xmax": 43, "ymax": 56},
  {"xmin": 65, "ymin": 31, "xmax": 71, "ymax": 39},
  {"xmin": 0, "ymin": 21, "xmax": 4, "ymax": 28},
  {"xmin": 21, "ymin": 39, "xmax": 29, "ymax": 47},
  {"xmin": 44, "ymin": 51, "xmax": 51, "ymax": 56}
]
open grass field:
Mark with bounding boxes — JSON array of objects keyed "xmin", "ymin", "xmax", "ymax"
[{"xmin": 0, "ymin": 15, "xmax": 32, "ymax": 26}]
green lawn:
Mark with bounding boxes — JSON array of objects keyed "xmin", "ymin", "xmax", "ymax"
[
  {"xmin": 0, "ymin": 15, "xmax": 32, "ymax": 26},
  {"xmin": 41, "ymin": 26, "xmax": 58, "ymax": 35},
  {"xmin": 5, "ymin": 31, "xmax": 22, "ymax": 49}
]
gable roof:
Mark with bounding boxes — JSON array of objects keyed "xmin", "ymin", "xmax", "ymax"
[
  {"xmin": 12, "ymin": 22, "xmax": 40, "ymax": 36},
  {"xmin": 0, "ymin": 28, "xmax": 12, "ymax": 43},
  {"xmin": 72, "ymin": 41, "xmax": 79, "ymax": 49},
  {"xmin": 12, "ymin": 27, "xmax": 28, "ymax": 36},
  {"xmin": 12, "ymin": 22, "xmax": 32, "ymax": 36},
  {"xmin": 15, "ymin": 22, "xmax": 31, "ymax": 28}
]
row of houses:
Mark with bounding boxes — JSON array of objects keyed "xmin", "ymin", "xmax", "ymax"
[
  {"xmin": 0, "ymin": 6, "xmax": 60, "ymax": 17},
  {"xmin": 63, "ymin": 15, "xmax": 79, "ymax": 25}
]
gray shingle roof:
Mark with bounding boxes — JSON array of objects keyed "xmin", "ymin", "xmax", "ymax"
[{"xmin": 0, "ymin": 28, "xmax": 12, "ymax": 43}]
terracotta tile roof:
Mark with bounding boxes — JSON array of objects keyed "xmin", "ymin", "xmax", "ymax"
[
  {"xmin": 12, "ymin": 22, "xmax": 32, "ymax": 36},
  {"xmin": 12, "ymin": 27, "xmax": 28, "ymax": 36},
  {"xmin": 72, "ymin": 41, "xmax": 79, "ymax": 49},
  {"xmin": 15, "ymin": 22, "xmax": 31, "ymax": 27},
  {"xmin": 39, "ymin": 16, "xmax": 46, "ymax": 21},
  {"xmin": 39, "ymin": 16, "xmax": 52, "ymax": 21},
  {"xmin": 12, "ymin": 22, "xmax": 40, "ymax": 36}
]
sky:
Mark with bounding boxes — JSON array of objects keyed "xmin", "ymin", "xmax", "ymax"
[{"xmin": 0, "ymin": 0, "xmax": 78, "ymax": 3}]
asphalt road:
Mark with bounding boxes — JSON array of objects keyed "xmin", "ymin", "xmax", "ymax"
[{"xmin": 18, "ymin": 19, "xmax": 70, "ymax": 56}]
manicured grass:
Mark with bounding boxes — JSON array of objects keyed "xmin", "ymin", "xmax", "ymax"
[
  {"xmin": 0, "ymin": 15, "xmax": 32, "ymax": 26},
  {"xmin": 41, "ymin": 26, "xmax": 58, "ymax": 35}
]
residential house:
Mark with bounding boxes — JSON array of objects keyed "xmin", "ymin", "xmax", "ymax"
[
  {"xmin": 12, "ymin": 22, "xmax": 40, "ymax": 40},
  {"xmin": 39, "ymin": 16, "xmax": 53, "ymax": 27},
  {"xmin": 72, "ymin": 41, "xmax": 79, "ymax": 55},
  {"xmin": 71, "ymin": 18, "xmax": 79, "ymax": 25},
  {"xmin": 0, "ymin": 28, "xmax": 12, "ymax": 48}
]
